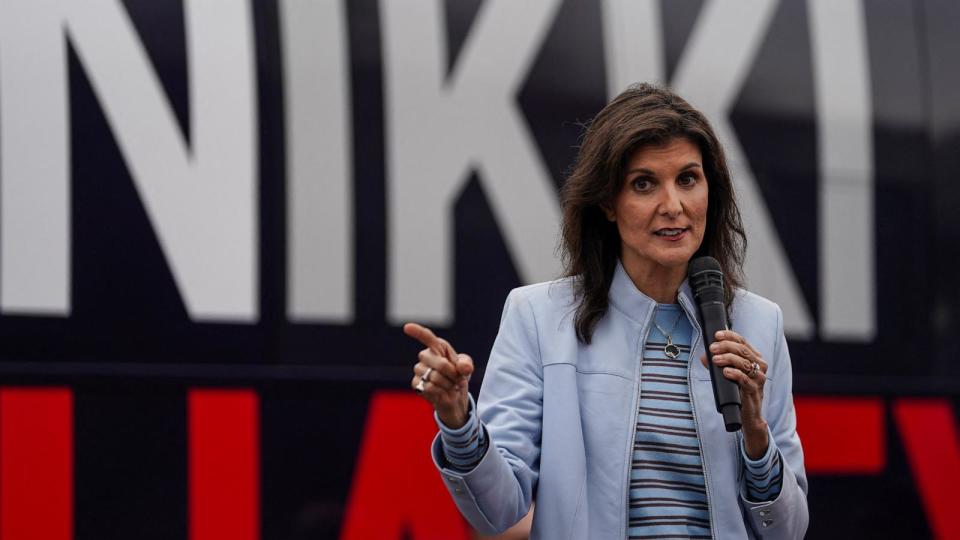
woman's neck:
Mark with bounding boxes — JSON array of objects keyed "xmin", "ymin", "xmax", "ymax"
[{"xmin": 622, "ymin": 260, "xmax": 687, "ymax": 304}]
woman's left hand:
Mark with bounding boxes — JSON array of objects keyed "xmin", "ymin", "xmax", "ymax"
[{"xmin": 700, "ymin": 330, "xmax": 769, "ymax": 459}]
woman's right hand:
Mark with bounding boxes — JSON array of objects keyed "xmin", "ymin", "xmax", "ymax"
[{"xmin": 403, "ymin": 322, "xmax": 474, "ymax": 429}]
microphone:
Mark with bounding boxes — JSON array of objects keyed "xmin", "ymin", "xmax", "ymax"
[{"xmin": 688, "ymin": 256, "xmax": 742, "ymax": 432}]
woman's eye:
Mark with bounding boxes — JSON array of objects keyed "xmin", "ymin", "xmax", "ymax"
[
  {"xmin": 631, "ymin": 178, "xmax": 653, "ymax": 191},
  {"xmin": 678, "ymin": 173, "xmax": 698, "ymax": 187}
]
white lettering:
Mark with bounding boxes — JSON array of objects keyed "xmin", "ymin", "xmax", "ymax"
[
  {"xmin": 602, "ymin": 0, "xmax": 664, "ymax": 93},
  {"xmin": 0, "ymin": 0, "xmax": 258, "ymax": 320},
  {"xmin": 0, "ymin": 0, "xmax": 70, "ymax": 314},
  {"xmin": 281, "ymin": 0, "xmax": 353, "ymax": 322},
  {"xmin": 381, "ymin": 0, "xmax": 563, "ymax": 325},
  {"xmin": 808, "ymin": 0, "xmax": 875, "ymax": 341}
]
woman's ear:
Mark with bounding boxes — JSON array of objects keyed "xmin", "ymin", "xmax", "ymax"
[{"xmin": 602, "ymin": 204, "xmax": 616, "ymax": 222}]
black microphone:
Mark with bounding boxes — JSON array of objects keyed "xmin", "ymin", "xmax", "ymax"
[{"xmin": 688, "ymin": 256, "xmax": 742, "ymax": 432}]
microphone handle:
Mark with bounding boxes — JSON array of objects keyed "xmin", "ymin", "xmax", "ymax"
[{"xmin": 700, "ymin": 299, "xmax": 743, "ymax": 432}]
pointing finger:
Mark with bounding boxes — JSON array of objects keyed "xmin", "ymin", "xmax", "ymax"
[
  {"xmin": 403, "ymin": 322, "xmax": 438, "ymax": 349},
  {"xmin": 403, "ymin": 323, "xmax": 458, "ymax": 361}
]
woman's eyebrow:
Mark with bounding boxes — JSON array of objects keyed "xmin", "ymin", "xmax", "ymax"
[{"xmin": 626, "ymin": 162, "xmax": 702, "ymax": 175}]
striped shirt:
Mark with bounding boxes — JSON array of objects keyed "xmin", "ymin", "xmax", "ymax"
[
  {"xmin": 436, "ymin": 304, "xmax": 784, "ymax": 537},
  {"xmin": 629, "ymin": 304, "xmax": 711, "ymax": 538}
]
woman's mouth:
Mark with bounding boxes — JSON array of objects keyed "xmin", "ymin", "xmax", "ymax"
[{"xmin": 654, "ymin": 227, "xmax": 688, "ymax": 241}]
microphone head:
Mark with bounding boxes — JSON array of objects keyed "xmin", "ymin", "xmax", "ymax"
[
  {"xmin": 688, "ymin": 256, "xmax": 722, "ymax": 277},
  {"xmin": 688, "ymin": 256, "xmax": 724, "ymax": 302}
]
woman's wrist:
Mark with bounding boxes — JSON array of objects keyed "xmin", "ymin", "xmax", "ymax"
[
  {"xmin": 438, "ymin": 409, "xmax": 467, "ymax": 430},
  {"xmin": 437, "ymin": 395, "xmax": 471, "ymax": 429},
  {"xmin": 742, "ymin": 420, "xmax": 769, "ymax": 460}
]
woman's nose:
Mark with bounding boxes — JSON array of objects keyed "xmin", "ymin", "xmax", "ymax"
[{"xmin": 658, "ymin": 186, "xmax": 683, "ymax": 217}]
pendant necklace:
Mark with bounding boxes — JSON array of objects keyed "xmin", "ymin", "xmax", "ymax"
[{"xmin": 652, "ymin": 309, "xmax": 684, "ymax": 359}]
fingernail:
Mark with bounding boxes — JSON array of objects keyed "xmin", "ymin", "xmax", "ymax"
[
  {"xmin": 710, "ymin": 343, "xmax": 719, "ymax": 352},
  {"xmin": 715, "ymin": 331, "xmax": 724, "ymax": 339}
]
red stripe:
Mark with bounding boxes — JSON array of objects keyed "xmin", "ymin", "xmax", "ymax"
[
  {"xmin": 188, "ymin": 389, "xmax": 260, "ymax": 540},
  {"xmin": 893, "ymin": 399, "xmax": 960, "ymax": 540},
  {"xmin": 794, "ymin": 396, "xmax": 884, "ymax": 473},
  {"xmin": 341, "ymin": 391, "xmax": 469, "ymax": 540},
  {"xmin": 0, "ymin": 387, "xmax": 74, "ymax": 540}
]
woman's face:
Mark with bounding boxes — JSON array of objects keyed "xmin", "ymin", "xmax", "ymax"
[{"xmin": 605, "ymin": 137, "xmax": 709, "ymax": 278}]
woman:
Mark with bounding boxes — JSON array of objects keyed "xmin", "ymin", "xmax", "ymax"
[{"xmin": 405, "ymin": 83, "xmax": 808, "ymax": 539}]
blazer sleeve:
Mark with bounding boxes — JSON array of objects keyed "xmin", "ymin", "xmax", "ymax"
[
  {"xmin": 739, "ymin": 303, "xmax": 810, "ymax": 538},
  {"xmin": 430, "ymin": 288, "xmax": 543, "ymax": 535}
]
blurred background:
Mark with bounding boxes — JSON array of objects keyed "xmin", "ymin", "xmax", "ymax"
[{"xmin": 0, "ymin": 0, "xmax": 958, "ymax": 538}]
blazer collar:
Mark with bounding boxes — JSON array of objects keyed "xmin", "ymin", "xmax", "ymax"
[{"xmin": 608, "ymin": 260, "xmax": 699, "ymax": 325}]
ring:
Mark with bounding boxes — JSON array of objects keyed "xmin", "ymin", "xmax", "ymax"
[
  {"xmin": 749, "ymin": 362, "xmax": 760, "ymax": 377},
  {"xmin": 420, "ymin": 367, "xmax": 434, "ymax": 382},
  {"xmin": 415, "ymin": 379, "xmax": 425, "ymax": 393}
]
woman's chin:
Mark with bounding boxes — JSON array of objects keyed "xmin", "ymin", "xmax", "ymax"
[{"xmin": 654, "ymin": 251, "xmax": 697, "ymax": 269}]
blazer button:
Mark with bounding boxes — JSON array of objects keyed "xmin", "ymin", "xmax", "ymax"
[{"xmin": 761, "ymin": 520, "xmax": 773, "ymax": 528}]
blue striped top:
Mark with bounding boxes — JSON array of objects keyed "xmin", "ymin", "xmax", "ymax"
[{"xmin": 628, "ymin": 304, "xmax": 710, "ymax": 538}]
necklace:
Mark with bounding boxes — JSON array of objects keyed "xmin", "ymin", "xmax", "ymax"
[{"xmin": 652, "ymin": 309, "xmax": 684, "ymax": 359}]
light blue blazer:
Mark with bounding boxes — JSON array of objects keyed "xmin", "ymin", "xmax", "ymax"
[{"xmin": 432, "ymin": 262, "xmax": 809, "ymax": 539}]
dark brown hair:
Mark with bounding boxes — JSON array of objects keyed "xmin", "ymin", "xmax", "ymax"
[{"xmin": 560, "ymin": 83, "xmax": 746, "ymax": 343}]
